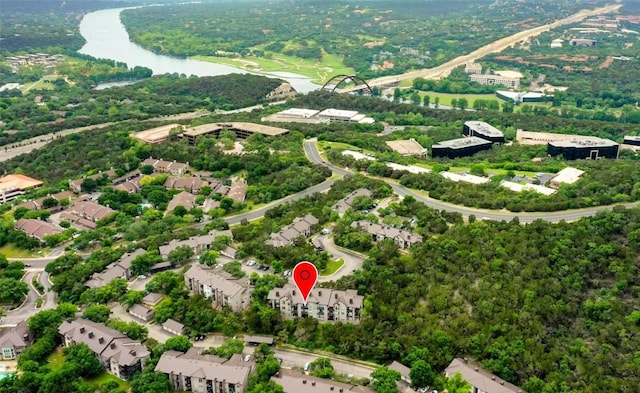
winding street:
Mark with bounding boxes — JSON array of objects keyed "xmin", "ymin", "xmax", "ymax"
[{"xmin": 301, "ymin": 140, "xmax": 640, "ymax": 223}]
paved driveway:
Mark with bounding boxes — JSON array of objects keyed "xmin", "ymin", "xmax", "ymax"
[{"xmin": 316, "ymin": 234, "xmax": 365, "ymax": 282}]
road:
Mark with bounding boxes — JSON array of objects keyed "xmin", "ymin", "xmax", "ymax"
[
  {"xmin": 339, "ymin": 3, "xmax": 622, "ymax": 92},
  {"xmin": 315, "ymin": 233, "xmax": 366, "ymax": 283},
  {"xmin": 1, "ymin": 270, "xmax": 55, "ymax": 327},
  {"xmin": 302, "ymin": 140, "xmax": 640, "ymax": 223}
]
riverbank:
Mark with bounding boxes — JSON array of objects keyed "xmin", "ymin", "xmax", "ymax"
[{"xmin": 192, "ymin": 52, "xmax": 354, "ymax": 85}]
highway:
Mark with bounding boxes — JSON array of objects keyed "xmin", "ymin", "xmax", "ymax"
[{"xmin": 339, "ymin": 3, "xmax": 622, "ymax": 92}]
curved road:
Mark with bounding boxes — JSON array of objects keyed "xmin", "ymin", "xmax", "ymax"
[
  {"xmin": 340, "ymin": 3, "xmax": 622, "ymax": 92},
  {"xmin": 301, "ymin": 140, "xmax": 640, "ymax": 224}
]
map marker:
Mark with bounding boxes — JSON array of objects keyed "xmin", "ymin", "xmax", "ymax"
[{"xmin": 292, "ymin": 261, "xmax": 318, "ymax": 305}]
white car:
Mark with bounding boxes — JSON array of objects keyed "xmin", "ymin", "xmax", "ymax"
[
  {"xmin": 138, "ymin": 275, "xmax": 147, "ymax": 279},
  {"xmin": 246, "ymin": 260, "xmax": 257, "ymax": 267}
]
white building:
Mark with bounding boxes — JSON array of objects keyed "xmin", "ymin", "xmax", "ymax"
[
  {"xmin": 268, "ymin": 285, "xmax": 363, "ymax": 323},
  {"xmin": 317, "ymin": 109, "xmax": 375, "ymax": 124},
  {"xmin": 549, "ymin": 167, "xmax": 585, "ymax": 188},
  {"xmin": 500, "ymin": 181, "xmax": 557, "ymax": 196},
  {"xmin": 184, "ymin": 264, "xmax": 252, "ymax": 313},
  {"xmin": 441, "ymin": 172, "xmax": 490, "ymax": 185}
]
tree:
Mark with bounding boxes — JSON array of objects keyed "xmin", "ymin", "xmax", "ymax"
[
  {"xmin": 82, "ymin": 304, "xmax": 111, "ymax": 323},
  {"xmin": 146, "ymin": 271, "xmax": 182, "ymax": 294},
  {"xmin": 423, "ymin": 95, "xmax": 430, "ymax": 107},
  {"xmin": 211, "ymin": 338, "xmax": 244, "ymax": 359},
  {"xmin": 42, "ymin": 197, "xmax": 59, "ymax": 209},
  {"xmin": 81, "ymin": 177, "xmax": 98, "ymax": 193},
  {"xmin": 247, "ymin": 381, "xmax": 283, "ymax": 393},
  {"xmin": 451, "ymin": 98, "xmax": 458, "ymax": 108},
  {"xmin": 168, "ymin": 245, "xmax": 194, "ymax": 266},
  {"xmin": 119, "ymin": 290, "xmax": 145, "ymax": 310},
  {"xmin": 410, "ymin": 360, "xmax": 435, "ymax": 388},
  {"xmin": 164, "ymin": 335, "xmax": 192, "ymax": 352},
  {"xmin": 0, "ymin": 278, "xmax": 28, "ymax": 304},
  {"xmin": 434, "ymin": 96, "xmax": 440, "ymax": 108},
  {"xmin": 64, "ymin": 343, "xmax": 103, "ymax": 377},
  {"xmin": 458, "ymin": 98, "xmax": 468, "ymax": 110},
  {"xmin": 309, "ymin": 357, "xmax": 334, "ymax": 379},
  {"xmin": 410, "ymin": 92, "xmax": 421, "ymax": 105},
  {"xmin": 444, "ymin": 372, "xmax": 472, "ymax": 393},
  {"xmin": 172, "ymin": 205, "xmax": 188, "ymax": 217},
  {"xmin": 253, "ymin": 343, "xmax": 275, "ymax": 363},
  {"xmin": 131, "ymin": 370, "xmax": 171, "ymax": 393},
  {"xmin": 140, "ymin": 164, "xmax": 155, "ymax": 175},
  {"xmin": 371, "ymin": 367, "xmax": 401, "ymax": 393},
  {"xmin": 13, "ymin": 206, "xmax": 30, "ymax": 220}
]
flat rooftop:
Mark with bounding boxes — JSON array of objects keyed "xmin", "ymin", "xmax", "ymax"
[
  {"xmin": 441, "ymin": 172, "xmax": 490, "ymax": 185},
  {"xmin": 386, "ymin": 139, "xmax": 427, "ymax": 155},
  {"xmin": 278, "ymin": 108, "xmax": 319, "ymax": 118},
  {"xmin": 548, "ymin": 138, "xmax": 618, "ymax": 148},
  {"xmin": 342, "ymin": 150, "xmax": 376, "ymax": 161},
  {"xmin": 516, "ymin": 130, "xmax": 611, "ymax": 146},
  {"xmin": 433, "ymin": 136, "xmax": 493, "ymax": 149},
  {"xmin": 465, "ymin": 121, "xmax": 504, "ymax": 137},
  {"xmin": 227, "ymin": 122, "xmax": 289, "ymax": 136},
  {"xmin": 386, "ymin": 163, "xmax": 431, "ymax": 174},
  {"xmin": 133, "ymin": 123, "xmax": 182, "ymax": 143},
  {"xmin": 501, "ymin": 180, "xmax": 557, "ymax": 196},
  {"xmin": 318, "ymin": 108, "xmax": 359, "ymax": 119},
  {"xmin": 182, "ymin": 123, "xmax": 223, "ymax": 137}
]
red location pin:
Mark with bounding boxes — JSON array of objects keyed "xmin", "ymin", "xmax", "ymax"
[{"xmin": 292, "ymin": 261, "xmax": 318, "ymax": 305}]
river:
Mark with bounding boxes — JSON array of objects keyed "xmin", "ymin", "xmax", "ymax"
[{"xmin": 78, "ymin": 7, "xmax": 320, "ymax": 93}]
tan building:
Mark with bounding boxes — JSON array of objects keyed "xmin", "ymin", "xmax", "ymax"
[
  {"xmin": 142, "ymin": 158, "xmax": 189, "ymax": 175},
  {"xmin": 184, "ymin": 264, "xmax": 252, "ymax": 313},
  {"xmin": 128, "ymin": 304, "xmax": 155, "ymax": 322},
  {"xmin": 385, "ymin": 139, "xmax": 428, "ymax": 157},
  {"xmin": 549, "ymin": 167, "xmax": 585, "ymax": 189},
  {"xmin": 332, "ymin": 188, "xmax": 373, "ymax": 216},
  {"xmin": 445, "ymin": 358, "xmax": 527, "ymax": 393},
  {"xmin": 132, "ymin": 124, "xmax": 183, "ymax": 144},
  {"xmin": 85, "ymin": 249, "xmax": 146, "ymax": 289},
  {"xmin": 15, "ymin": 191, "xmax": 72, "ymax": 212},
  {"xmin": 166, "ymin": 191, "xmax": 196, "ymax": 213},
  {"xmin": 268, "ymin": 284, "xmax": 363, "ymax": 323},
  {"xmin": 158, "ymin": 230, "xmax": 233, "ymax": 259},
  {"xmin": 65, "ymin": 201, "xmax": 117, "ymax": 227},
  {"xmin": 15, "ymin": 219, "xmax": 62, "ymax": 243},
  {"xmin": 0, "ymin": 321, "xmax": 33, "ymax": 360},
  {"xmin": 265, "ymin": 82, "xmax": 297, "ymax": 101},
  {"xmin": 265, "ymin": 214, "xmax": 319, "ymax": 248},
  {"xmin": 59, "ymin": 319, "xmax": 149, "ymax": 381},
  {"xmin": 0, "ymin": 174, "xmax": 43, "ymax": 203},
  {"xmin": 464, "ymin": 62, "xmax": 483, "ymax": 74},
  {"xmin": 164, "ymin": 176, "xmax": 210, "ymax": 194},
  {"xmin": 162, "ymin": 319, "xmax": 185, "ymax": 336},
  {"xmin": 155, "ymin": 349, "xmax": 253, "ymax": 393},
  {"xmin": 69, "ymin": 169, "xmax": 117, "ymax": 193},
  {"xmin": 351, "ymin": 220, "xmax": 423, "ymax": 249}
]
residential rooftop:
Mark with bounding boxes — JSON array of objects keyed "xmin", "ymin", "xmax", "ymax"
[{"xmin": 464, "ymin": 121, "xmax": 504, "ymax": 137}]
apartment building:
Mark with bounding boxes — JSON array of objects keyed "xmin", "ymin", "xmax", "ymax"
[
  {"xmin": 265, "ymin": 214, "xmax": 319, "ymax": 248},
  {"xmin": 59, "ymin": 319, "xmax": 149, "ymax": 380},
  {"xmin": 351, "ymin": 220, "xmax": 423, "ymax": 249},
  {"xmin": 155, "ymin": 349, "xmax": 253, "ymax": 393},
  {"xmin": 184, "ymin": 264, "xmax": 252, "ymax": 313},
  {"xmin": 268, "ymin": 285, "xmax": 363, "ymax": 323}
]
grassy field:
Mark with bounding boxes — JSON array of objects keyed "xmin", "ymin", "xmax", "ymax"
[
  {"xmin": 414, "ymin": 90, "xmax": 497, "ymax": 107},
  {"xmin": 88, "ymin": 372, "xmax": 131, "ymax": 391},
  {"xmin": 193, "ymin": 51, "xmax": 354, "ymax": 85},
  {"xmin": 321, "ymin": 259, "xmax": 344, "ymax": 276},
  {"xmin": 0, "ymin": 244, "xmax": 46, "ymax": 258},
  {"xmin": 47, "ymin": 347, "xmax": 65, "ymax": 370}
]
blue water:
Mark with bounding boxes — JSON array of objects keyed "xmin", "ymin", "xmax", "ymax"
[{"xmin": 0, "ymin": 373, "xmax": 9, "ymax": 380}]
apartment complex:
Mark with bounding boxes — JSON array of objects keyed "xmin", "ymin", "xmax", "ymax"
[
  {"xmin": 155, "ymin": 349, "xmax": 253, "ymax": 393},
  {"xmin": 351, "ymin": 220, "xmax": 423, "ymax": 249},
  {"xmin": 181, "ymin": 122, "xmax": 289, "ymax": 145},
  {"xmin": 184, "ymin": 264, "xmax": 252, "ymax": 313},
  {"xmin": 0, "ymin": 321, "xmax": 33, "ymax": 360},
  {"xmin": 58, "ymin": 319, "xmax": 149, "ymax": 380},
  {"xmin": 85, "ymin": 249, "xmax": 146, "ymax": 289},
  {"xmin": 445, "ymin": 358, "xmax": 527, "ymax": 393},
  {"xmin": 142, "ymin": 158, "xmax": 190, "ymax": 175},
  {"xmin": 268, "ymin": 284, "xmax": 363, "ymax": 323},
  {"xmin": 265, "ymin": 214, "xmax": 319, "ymax": 248},
  {"xmin": 332, "ymin": 188, "xmax": 373, "ymax": 216},
  {"xmin": 15, "ymin": 219, "xmax": 62, "ymax": 243},
  {"xmin": 272, "ymin": 369, "xmax": 375, "ymax": 393}
]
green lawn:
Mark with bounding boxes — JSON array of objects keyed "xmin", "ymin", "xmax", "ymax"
[
  {"xmin": 46, "ymin": 347, "xmax": 66, "ymax": 371},
  {"xmin": 192, "ymin": 50, "xmax": 355, "ymax": 84},
  {"xmin": 88, "ymin": 372, "xmax": 131, "ymax": 391},
  {"xmin": 321, "ymin": 259, "xmax": 344, "ymax": 276},
  {"xmin": 414, "ymin": 90, "xmax": 497, "ymax": 107},
  {"xmin": 0, "ymin": 244, "xmax": 45, "ymax": 258}
]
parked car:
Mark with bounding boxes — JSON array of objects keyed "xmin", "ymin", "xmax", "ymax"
[
  {"xmin": 246, "ymin": 260, "xmax": 257, "ymax": 267},
  {"xmin": 321, "ymin": 229, "xmax": 330, "ymax": 235},
  {"xmin": 304, "ymin": 362, "xmax": 311, "ymax": 371},
  {"xmin": 283, "ymin": 270, "xmax": 292, "ymax": 277},
  {"xmin": 138, "ymin": 275, "xmax": 147, "ymax": 279},
  {"xmin": 244, "ymin": 355, "xmax": 252, "ymax": 362}
]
